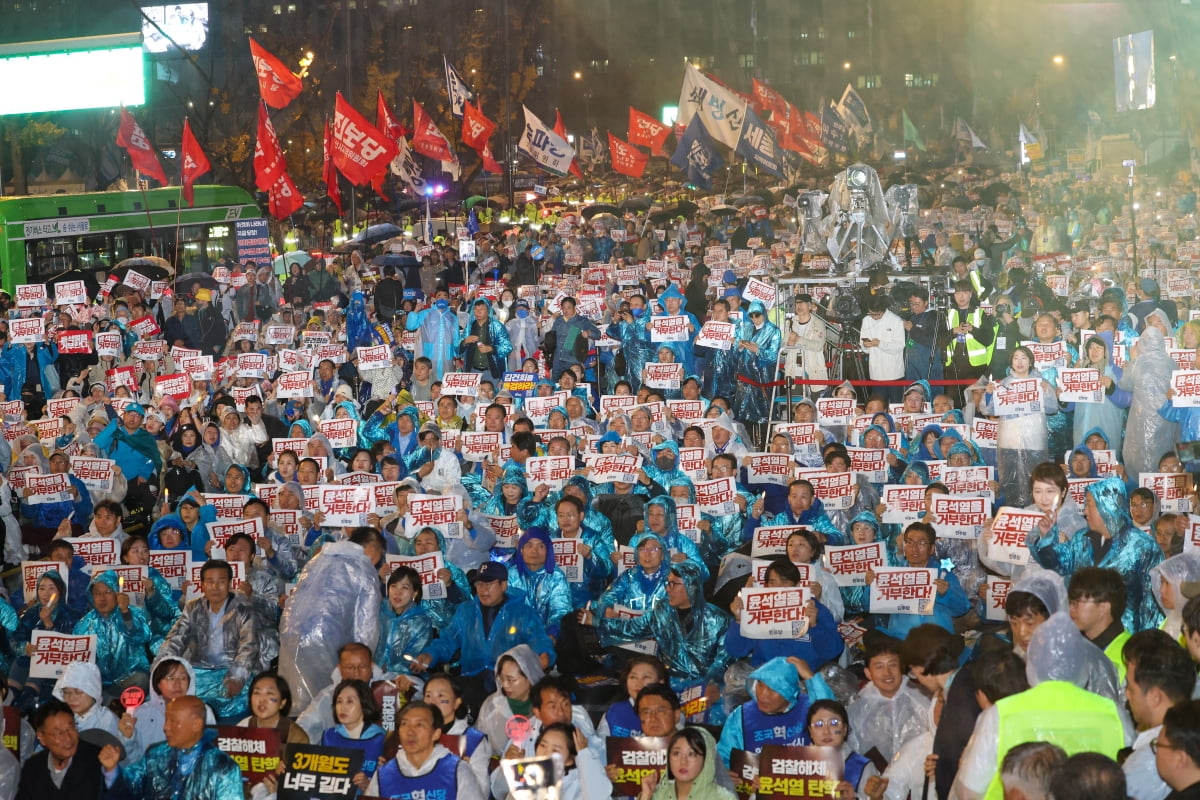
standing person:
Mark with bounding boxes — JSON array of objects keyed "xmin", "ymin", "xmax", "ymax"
[
  {"xmin": 194, "ymin": 288, "xmax": 226, "ymax": 358},
  {"xmin": 979, "ymin": 346, "xmax": 1059, "ymax": 508},
  {"xmin": 547, "ymin": 297, "xmax": 599, "ymax": 381},
  {"xmin": 1120, "ymin": 327, "xmax": 1179, "ymax": 482},
  {"xmin": 407, "ymin": 290, "xmax": 462, "ymax": 378},
  {"xmin": 786, "ymin": 293, "xmax": 828, "ymax": 385},
  {"xmin": 1121, "ymin": 630, "xmax": 1196, "ymax": 800},
  {"xmin": 903, "ymin": 286, "xmax": 943, "ymax": 384},
  {"xmin": 945, "ymin": 279, "xmax": 996, "ymax": 406},
  {"xmin": 1154, "ymin": 700, "xmax": 1200, "ymax": 799},
  {"xmin": 733, "ymin": 300, "xmax": 781, "ymax": 445},
  {"xmin": 860, "ymin": 296, "xmax": 906, "ymax": 403},
  {"xmin": 233, "ymin": 266, "xmax": 261, "ymax": 323},
  {"xmin": 307, "ymin": 258, "xmax": 337, "ymax": 303},
  {"xmin": 459, "ymin": 298, "xmax": 513, "ymax": 380}
]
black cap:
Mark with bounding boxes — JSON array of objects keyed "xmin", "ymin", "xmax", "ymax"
[{"xmin": 474, "ymin": 562, "xmax": 508, "ymax": 583}]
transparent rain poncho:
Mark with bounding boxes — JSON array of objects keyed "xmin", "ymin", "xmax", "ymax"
[
  {"xmin": 1150, "ymin": 551, "xmax": 1200, "ymax": 639},
  {"xmin": 1118, "ymin": 327, "xmax": 1179, "ymax": 481}
]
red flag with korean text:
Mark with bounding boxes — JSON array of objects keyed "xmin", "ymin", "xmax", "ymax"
[
  {"xmin": 179, "ymin": 117, "xmax": 210, "ymax": 207},
  {"xmin": 751, "ymin": 78, "xmax": 787, "ymax": 116},
  {"xmin": 331, "ymin": 92, "xmax": 399, "ymax": 187},
  {"xmin": 248, "ymin": 37, "xmax": 303, "ymax": 110},
  {"xmin": 411, "ymin": 101, "xmax": 456, "ymax": 163},
  {"xmin": 376, "ymin": 91, "xmax": 410, "ymax": 140},
  {"xmin": 553, "ymin": 109, "xmax": 584, "ymax": 178},
  {"xmin": 268, "ymin": 171, "xmax": 303, "ymax": 219},
  {"xmin": 627, "ymin": 106, "xmax": 670, "ymax": 157},
  {"xmin": 462, "ymin": 101, "xmax": 496, "ymax": 153},
  {"xmin": 607, "ymin": 132, "xmax": 648, "ymax": 179},
  {"xmin": 480, "ymin": 142, "xmax": 502, "ymax": 175},
  {"xmin": 253, "ymin": 102, "xmax": 286, "ymax": 192},
  {"xmin": 322, "ymin": 119, "xmax": 343, "ymax": 214},
  {"xmin": 116, "ymin": 108, "xmax": 168, "ymax": 185}
]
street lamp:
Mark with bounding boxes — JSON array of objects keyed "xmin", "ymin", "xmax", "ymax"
[{"xmin": 1052, "ymin": 54, "xmax": 1064, "ymax": 66}]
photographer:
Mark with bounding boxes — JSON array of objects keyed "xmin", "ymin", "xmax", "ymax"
[{"xmin": 903, "ymin": 286, "xmax": 943, "ymax": 384}]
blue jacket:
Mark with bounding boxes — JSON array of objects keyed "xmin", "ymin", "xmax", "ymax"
[
  {"xmin": 110, "ymin": 729, "xmax": 243, "ymax": 800},
  {"xmin": 72, "ymin": 571, "xmax": 152, "ymax": 686},
  {"xmin": 22, "ymin": 473, "xmax": 92, "ymax": 529},
  {"xmin": 723, "ymin": 599, "xmax": 844, "ymax": 669},
  {"xmin": 375, "ymin": 602, "xmax": 435, "ymax": 676},
  {"xmin": 593, "ymin": 533, "xmax": 669, "ymax": 616},
  {"xmin": 506, "ymin": 529, "xmax": 574, "ymax": 636},
  {"xmin": 93, "ymin": 419, "xmax": 162, "ymax": 482},
  {"xmin": 716, "ymin": 658, "xmax": 834, "ymax": 766},
  {"xmin": 0, "ymin": 341, "xmax": 59, "ymax": 399},
  {"xmin": 423, "ymin": 590, "xmax": 556, "ymax": 677}
]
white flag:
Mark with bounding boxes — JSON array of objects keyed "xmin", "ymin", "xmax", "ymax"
[
  {"xmin": 677, "ymin": 63, "xmax": 747, "ymax": 151},
  {"xmin": 444, "ymin": 56, "xmax": 473, "ymax": 118},
  {"xmin": 518, "ymin": 106, "xmax": 576, "ymax": 177},
  {"xmin": 389, "ymin": 137, "xmax": 426, "ymax": 193}
]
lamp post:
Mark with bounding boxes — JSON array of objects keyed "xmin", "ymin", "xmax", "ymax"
[{"xmin": 424, "ymin": 183, "xmax": 447, "ymax": 243}]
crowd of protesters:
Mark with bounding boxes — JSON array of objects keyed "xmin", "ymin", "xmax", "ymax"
[{"xmin": 5, "ymin": 162, "xmax": 1200, "ymax": 800}]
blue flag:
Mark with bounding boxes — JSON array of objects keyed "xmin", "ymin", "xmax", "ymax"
[
  {"xmin": 670, "ymin": 116, "xmax": 723, "ymax": 190},
  {"xmin": 467, "ymin": 207, "xmax": 480, "ymax": 235},
  {"xmin": 821, "ymin": 104, "xmax": 850, "ymax": 156},
  {"xmin": 735, "ymin": 108, "xmax": 784, "ymax": 178}
]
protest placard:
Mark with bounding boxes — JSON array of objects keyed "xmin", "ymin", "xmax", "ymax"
[
  {"xmin": 1058, "ymin": 368, "xmax": 1103, "ymax": 404},
  {"xmin": 29, "ymin": 632, "xmax": 96, "ymax": 679},
  {"xmin": 605, "ymin": 737, "xmax": 670, "ymax": 796},
  {"xmin": 650, "ymin": 315, "xmax": 691, "ymax": 342},
  {"xmin": 526, "ymin": 455, "xmax": 574, "ymax": 491},
  {"xmin": 318, "ymin": 486, "xmax": 372, "ymax": 527},
  {"xmin": 930, "ymin": 494, "xmax": 991, "ymax": 539},
  {"xmin": 993, "ymin": 378, "xmax": 1043, "ymax": 417},
  {"xmin": 383, "ymin": 552, "xmax": 448, "ymax": 600},
  {"xmin": 824, "ymin": 542, "xmax": 885, "ymax": 587},
  {"xmin": 985, "ymin": 576, "xmax": 1013, "ymax": 623},
  {"xmin": 881, "ymin": 485, "xmax": 926, "ymax": 525},
  {"xmin": 738, "ymin": 586, "xmax": 811, "ymax": 639},
  {"xmin": 441, "ymin": 372, "xmax": 482, "ymax": 397},
  {"xmin": 696, "ymin": 320, "xmax": 736, "ymax": 350},
  {"xmin": 989, "ymin": 507, "xmax": 1043, "ymax": 564},
  {"xmin": 757, "ymin": 745, "xmax": 843, "ymax": 800},
  {"xmin": 869, "ymin": 567, "xmax": 937, "ymax": 615},
  {"xmin": 696, "ymin": 476, "xmax": 738, "ymax": 515},
  {"xmin": 212, "ymin": 726, "xmax": 282, "ymax": 785},
  {"xmin": 403, "ymin": 493, "xmax": 464, "ymax": 539},
  {"xmin": 278, "ymin": 744, "xmax": 364, "ymax": 800}
]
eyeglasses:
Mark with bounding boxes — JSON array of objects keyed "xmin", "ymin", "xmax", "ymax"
[
  {"xmin": 1151, "ymin": 738, "xmax": 1182, "ymax": 754},
  {"xmin": 639, "ymin": 705, "xmax": 675, "ymax": 717},
  {"xmin": 666, "ymin": 579, "xmax": 686, "ymax": 589},
  {"xmin": 640, "ymin": 545, "xmax": 663, "ymax": 553},
  {"xmin": 811, "ymin": 718, "xmax": 843, "ymax": 729}
]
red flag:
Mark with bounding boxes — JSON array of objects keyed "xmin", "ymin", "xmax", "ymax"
[
  {"xmin": 750, "ymin": 79, "xmax": 787, "ymax": 116},
  {"xmin": 322, "ymin": 119, "xmax": 343, "ymax": 215},
  {"xmin": 253, "ymin": 103, "xmax": 286, "ymax": 192},
  {"xmin": 553, "ymin": 110, "xmax": 584, "ymax": 179},
  {"xmin": 706, "ymin": 72, "xmax": 755, "ymax": 106},
  {"xmin": 115, "ymin": 108, "xmax": 168, "ymax": 186},
  {"xmin": 627, "ymin": 107, "xmax": 670, "ymax": 157},
  {"xmin": 461, "ymin": 101, "xmax": 496, "ymax": 153},
  {"xmin": 248, "ymin": 37, "xmax": 303, "ymax": 110},
  {"xmin": 376, "ymin": 91, "xmax": 410, "ymax": 140},
  {"xmin": 607, "ymin": 132, "xmax": 648, "ymax": 179},
  {"xmin": 411, "ymin": 101, "xmax": 455, "ymax": 163},
  {"xmin": 268, "ymin": 171, "xmax": 304, "ymax": 219},
  {"xmin": 480, "ymin": 142, "xmax": 502, "ymax": 175},
  {"xmin": 330, "ymin": 92, "xmax": 399, "ymax": 186},
  {"xmin": 179, "ymin": 118, "xmax": 210, "ymax": 207}
]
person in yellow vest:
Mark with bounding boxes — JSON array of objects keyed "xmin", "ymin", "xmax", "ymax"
[
  {"xmin": 1154, "ymin": 700, "xmax": 1200, "ymax": 799},
  {"xmin": 1069, "ymin": 567, "xmax": 1131, "ymax": 684},
  {"xmin": 944, "ymin": 279, "xmax": 995, "ymax": 407},
  {"xmin": 1121, "ymin": 629, "xmax": 1197, "ymax": 800},
  {"xmin": 950, "ymin": 612, "xmax": 1131, "ymax": 800}
]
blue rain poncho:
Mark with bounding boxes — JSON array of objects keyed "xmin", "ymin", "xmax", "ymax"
[
  {"xmin": 1072, "ymin": 332, "xmax": 1130, "ymax": 453},
  {"xmin": 746, "ymin": 495, "xmax": 844, "ymax": 547},
  {"xmin": 701, "ymin": 317, "xmax": 741, "ymax": 401},
  {"xmin": 394, "ymin": 527, "xmax": 470, "ymax": 631},
  {"xmin": 607, "ymin": 305, "xmax": 654, "ymax": 392},
  {"xmin": 643, "ymin": 496, "xmax": 708, "ymax": 583},
  {"xmin": 406, "ymin": 302, "xmax": 462, "ymax": 377},
  {"xmin": 375, "ymin": 600, "xmax": 435, "ymax": 676},
  {"xmin": 111, "ymin": 727, "xmax": 243, "ymax": 800},
  {"xmin": 71, "ymin": 570, "xmax": 152, "ymax": 688},
  {"xmin": 459, "ymin": 298, "xmax": 514, "ymax": 377},
  {"xmin": 723, "ymin": 590, "xmax": 843, "ymax": 669},
  {"xmin": 733, "ymin": 300, "xmax": 782, "ymax": 424},
  {"xmin": 506, "ymin": 528, "xmax": 574, "ymax": 637},
  {"xmin": 654, "ymin": 284, "xmax": 701, "ymax": 374},
  {"xmin": 597, "ymin": 560, "xmax": 732, "ymax": 690},
  {"xmin": 422, "ymin": 588, "xmax": 557, "ymax": 677},
  {"xmin": 592, "ymin": 532, "xmax": 670, "ymax": 615},
  {"xmin": 716, "ymin": 656, "xmax": 834, "ymax": 766},
  {"xmin": 1041, "ymin": 477, "xmax": 1164, "ymax": 632}
]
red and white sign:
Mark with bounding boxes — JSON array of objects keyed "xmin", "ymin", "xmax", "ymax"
[
  {"xmin": 797, "ymin": 470, "xmax": 855, "ymax": 510},
  {"xmin": 148, "ymin": 550, "xmax": 191, "ymax": 590},
  {"xmin": 751, "ymin": 524, "xmax": 808, "ymax": 557},
  {"xmin": 24, "ymin": 472, "xmax": 72, "ymax": 504},
  {"xmin": 743, "ymin": 277, "xmax": 776, "ymax": 308},
  {"xmin": 54, "ymin": 280, "xmax": 88, "ymax": 306},
  {"xmin": 744, "ymin": 453, "xmax": 794, "ymax": 487},
  {"xmin": 676, "ymin": 503, "xmax": 701, "ymax": 543},
  {"xmin": 583, "ymin": 453, "xmax": 643, "ymax": 484},
  {"xmin": 318, "ymin": 485, "xmax": 372, "ymax": 527},
  {"xmin": 667, "ymin": 399, "xmax": 705, "ymax": 423},
  {"xmin": 15, "ymin": 283, "xmax": 47, "ymax": 308},
  {"xmin": 29, "ymin": 631, "xmax": 97, "ymax": 679},
  {"xmin": 985, "ymin": 576, "xmax": 1013, "ymax": 622},
  {"xmin": 271, "ymin": 438, "xmax": 309, "ymax": 457},
  {"xmin": 207, "ymin": 518, "xmax": 265, "ymax": 548},
  {"xmin": 356, "ymin": 344, "xmax": 391, "ymax": 370},
  {"xmin": 45, "ymin": 396, "xmax": 79, "ymax": 419},
  {"xmin": 971, "ymin": 417, "xmax": 998, "ymax": 449},
  {"xmin": 319, "ymin": 418, "xmax": 358, "ymax": 449},
  {"xmin": 276, "ymin": 371, "xmax": 314, "ymax": 398},
  {"xmin": 989, "ymin": 507, "xmax": 1043, "ymax": 564},
  {"xmin": 696, "ymin": 476, "xmax": 739, "ymax": 515},
  {"xmin": 644, "ymin": 362, "xmax": 683, "ymax": 390},
  {"xmin": 264, "ymin": 325, "xmax": 295, "ymax": 346},
  {"xmin": 132, "ymin": 340, "xmax": 167, "ymax": 361},
  {"xmin": 552, "ymin": 539, "xmax": 584, "ymax": 583},
  {"xmin": 881, "ymin": 485, "xmax": 927, "ymax": 525},
  {"xmin": 847, "ymin": 447, "xmax": 887, "ymax": 483},
  {"xmin": 739, "ymin": 586, "xmax": 811, "ymax": 639},
  {"xmin": 57, "ymin": 329, "xmax": 93, "ymax": 354},
  {"xmin": 441, "ymin": 372, "xmax": 482, "ymax": 397},
  {"xmin": 942, "ymin": 466, "xmax": 994, "ymax": 498},
  {"xmin": 930, "ymin": 494, "xmax": 991, "ymax": 539},
  {"xmin": 232, "ymin": 322, "xmax": 259, "ymax": 342},
  {"xmin": 1059, "ymin": 368, "xmax": 1103, "ymax": 404},
  {"xmin": 30, "ymin": 417, "xmax": 64, "ymax": 440},
  {"xmin": 483, "ymin": 514, "xmax": 521, "ymax": 549},
  {"xmin": 276, "ymin": 349, "xmax": 312, "ymax": 373},
  {"xmin": 202, "ymin": 493, "xmax": 249, "ymax": 519},
  {"xmin": 10, "ymin": 317, "xmax": 44, "ymax": 343},
  {"xmin": 526, "ymin": 455, "xmax": 574, "ymax": 491},
  {"xmin": 1171, "ymin": 371, "xmax": 1200, "ymax": 408},
  {"xmin": 61, "ymin": 536, "xmax": 120, "ymax": 568},
  {"xmin": 870, "ymin": 567, "xmax": 937, "ymax": 615},
  {"xmin": 403, "ymin": 493, "xmax": 464, "ymax": 539},
  {"xmin": 1022, "ymin": 340, "xmax": 1069, "ymax": 370},
  {"xmin": 816, "ymin": 397, "xmax": 855, "ymax": 426},
  {"xmin": 123, "ymin": 270, "xmax": 152, "ymax": 294},
  {"xmin": 129, "ymin": 315, "xmax": 160, "ymax": 337},
  {"xmin": 237, "ymin": 352, "xmax": 270, "ymax": 378},
  {"xmin": 93, "ymin": 564, "xmax": 148, "ymax": 606},
  {"xmin": 384, "ymin": 552, "xmax": 447, "ymax": 600},
  {"xmin": 96, "ymin": 331, "xmax": 123, "ymax": 357},
  {"xmin": 774, "ymin": 423, "xmax": 818, "ymax": 448},
  {"xmin": 599, "ymin": 394, "xmax": 638, "ymax": 417},
  {"xmin": 184, "ymin": 560, "xmax": 245, "ymax": 601},
  {"xmin": 824, "ymin": 542, "xmax": 886, "ymax": 587},
  {"xmin": 679, "ymin": 447, "xmax": 707, "ymax": 481},
  {"xmin": 696, "ymin": 321, "xmax": 736, "ymax": 350},
  {"xmin": 650, "ymin": 315, "xmax": 690, "ymax": 342},
  {"xmin": 524, "ymin": 392, "xmax": 569, "ymax": 426},
  {"xmin": 155, "ymin": 373, "xmax": 192, "ymax": 400},
  {"xmin": 69, "ymin": 457, "xmax": 115, "ymax": 495},
  {"xmin": 993, "ymin": 378, "xmax": 1043, "ymax": 417},
  {"xmin": 1141, "ymin": 472, "xmax": 1193, "ymax": 513},
  {"xmin": 459, "ymin": 431, "xmax": 502, "ymax": 462}
]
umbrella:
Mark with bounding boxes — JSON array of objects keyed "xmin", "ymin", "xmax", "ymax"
[
  {"xmin": 621, "ymin": 196, "xmax": 652, "ymax": 211},
  {"xmin": 940, "ymin": 195, "xmax": 976, "ymax": 210},
  {"xmin": 708, "ymin": 204, "xmax": 739, "ymax": 216},
  {"xmin": 44, "ymin": 268, "xmax": 101, "ymax": 301},
  {"xmin": 111, "ymin": 263, "xmax": 172, "ymax": 285},
  {"xmin": 350, "ymin": 223, "xmax": 403, "ymax": 246},
  {"xmin": 587, "ymin": 212, "xmax": 621, "ymax": 228},
  {"xmin": 486, "ymin": 195, "xmax": 509, "ymax": 208},
  {"xmin": 464, "ymin": 195, "xmax": 488, "ymax": 209},
  {"xmin": 115, "ymin": 256, "xmax": 174, "ymax": 276},
  {"xmin": 980, "ymin": 182, "xmax": 1014, "ymax": 205},
  {"xmin": 581, "ymin": 203, "xmax": 621, "ymax": 220},
  {"xmin": 272, "ymin": 251, "xmax": 312, "ymax": 273},
  {"xmin": 371, "ymin": 253, "xmax": 419, "ymax": 267},
  {"xmin": 731, "ymin": 194, "xmax": 765, "ymax": 207},
  {"xmin": 174, "ymin": 272, "xmax": 219, "ymax": 294}
]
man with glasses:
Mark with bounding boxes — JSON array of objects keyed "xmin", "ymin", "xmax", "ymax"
[
  {"xmin": 1121, "ymin": 630, "xmax": 1196, "ymax": 800},
  {"xmin": 15, "ymin": 698, "xmax": 122, "ymax": 799},
  {"xmin": 1155, "ymin": 700, "xmax": 1200, "ymax": 798},
  {"xmin": 157, "ymin": 559, "xmax": 261, "ymax": 720},
  {"xmin": 867, "ymin": 522, "xmax": 969, "ymax": 641}
]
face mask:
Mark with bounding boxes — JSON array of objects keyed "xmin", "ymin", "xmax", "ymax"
[
  {"xmin": 516, "ymin": 308, "xmax": 529, "ymax": 319},
  {"xmin": 631, "ymin": 307, "xmax": 644, "ymax": 318},
  {"xmin": 434, "ymin": 300, "xmax": 449, "ymax": 311}
]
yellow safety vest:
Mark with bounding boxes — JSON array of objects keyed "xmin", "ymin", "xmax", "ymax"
[
  {"xmin": 945, "ymin": 307, "xmax": 995, "ymax": 367},
  {"xmin": 1103, "ymin": 630, "xmax": 1131, "ymax": 685},
  {"xmin": 983, "ymin": 680, "xmax": 1124, "ymax": 800}
]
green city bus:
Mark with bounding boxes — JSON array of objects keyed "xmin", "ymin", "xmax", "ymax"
[{"xmin": 0, "ymin": 185, "xmax": 262, "ymax": 291}]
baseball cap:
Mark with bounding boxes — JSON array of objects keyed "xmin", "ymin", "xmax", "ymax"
[
  {"xmin": 475, "ymin": 562, "xmax": 508, "ymax": 583},
  {"xmin": 194, "ymin": 288, "xmax": 212, "ymax": 302},
  {"xmin": 123, "ymin": 403, "xmax": 146, "ymax": 416},
  {"xmin": 794, "ymin": 293, "xmax": 814, "ymax": 305},
  {"xmin": 419, "ymin": 422, "xmax": 442, "ymax": 438},
  {"xmin": 1139, "ymin": 278, "xmax": 1160, "ymax": 297}
]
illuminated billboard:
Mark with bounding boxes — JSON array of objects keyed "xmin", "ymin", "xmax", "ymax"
[
  {"xmin": 1114, "ymin": 30, "xmax": 1155, "ymax": 112},
  {"xmin": 142, "ymin": 4, "xmax": 210, "ymax": 53},
  {"xmin": 0, "ymin": 42, "xmax": 145, "ymax": 115}
]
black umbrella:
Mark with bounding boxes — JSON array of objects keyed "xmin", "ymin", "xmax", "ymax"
[
  {"xmin": 114, "ymin": 256, "xmax": 174, "ymax": 276},
  {"xmin": 581, "ymin": 203, "xmax": 621, "ymax": 220},
  {"xmin": 980, "ymin": 182, "xmax": 1014, "ymax": 205},
  {"xmin": 44, "ymin": 268, "xmax": 101, "ymax": 301},
  {"xmin": 621, "ymin": 196, "xmax": 652, "ymax": 211},
  {"xmin": 940, "ymin": 195, "xmax": 976, "ymax": 210},
  {"xmin": 731, "ymin": 194, "xmax": 765, "ymax": 207},
  {"xmin": 649, "ymin": 201, "xmax": 700, "ymax": 223},
  {"xmin": 111, "ymin": 263, "xmax": 172, "ymax": 284},
  {"xmin": 174, "ymin": 273, "xmax": 219, "ymax": 294},
  {"xmin": 708, "ymin": 204, "xmax": 739, "ymax": 216},
  {"xmin": 350, "ymin": 223, "xmax": 403, "ymax": 246}
]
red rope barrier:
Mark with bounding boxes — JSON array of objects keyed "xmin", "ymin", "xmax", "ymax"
[{"xmin": 737, "ymin": 376, "xmax": 981, "ymax": 388}]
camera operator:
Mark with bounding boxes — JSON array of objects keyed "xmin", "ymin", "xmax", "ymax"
[{"xmin": 903, "ymin": 286, "xmax": 943, "ymax": 384}]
